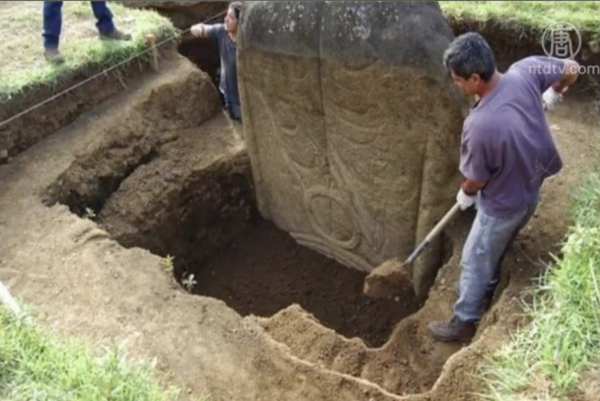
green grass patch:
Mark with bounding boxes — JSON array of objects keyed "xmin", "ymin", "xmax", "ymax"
[
  {"xmin": 440, "ymin": 1, "xmax": 600, "ymax": 33},
  {"xmin": 0, "ymin": 307, "xmax": 204, "ymax": 401},
  {"xmin": 479, "ymin": 168, "xmax": 600, "ymax": 400},
  {"xmin": 0, "ymin": 1, "xmax": 178, "ymax": 102}
]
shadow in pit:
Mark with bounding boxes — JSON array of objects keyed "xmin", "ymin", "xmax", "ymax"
[{"xmin": 178, "ymin": 37, "xmax": 221, "ymax": 90}]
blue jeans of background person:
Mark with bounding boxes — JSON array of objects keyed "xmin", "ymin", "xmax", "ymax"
[
  {"xmin": 227, "ymin": 102, "xmax": 242, "ymax": 122},
  {"xmin": 218, "ymin": 89, "xmax": 242, "ymax": 122},
  {"xmin": 43, "ymin": 1, "xmax": 115, "ymax": 49},
  {"xmin": 453, "ymin": 191, "xmax": 540, "ymax": 322}
]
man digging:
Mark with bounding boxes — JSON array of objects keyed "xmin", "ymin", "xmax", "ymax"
[{"xmin": 427, "ymin": 32, "xmax": 579, "ymax": 343}]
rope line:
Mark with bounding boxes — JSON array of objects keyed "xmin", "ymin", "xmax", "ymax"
[{"xmin": 0, "ymin": 10, "xmax": 227, "ymax": 130}]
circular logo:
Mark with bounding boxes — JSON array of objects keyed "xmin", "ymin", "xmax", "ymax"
[{"xmin": 541, "ymin": 22, "xmax": 582, "ymax": 59}]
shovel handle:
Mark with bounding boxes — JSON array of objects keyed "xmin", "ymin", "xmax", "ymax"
[{"xmin": 405, "ymin": 202, "xmax": 462, "ymax": 265}]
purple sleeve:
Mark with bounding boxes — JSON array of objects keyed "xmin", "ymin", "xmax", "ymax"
[
  {"xmin": 459, "ymin": 118, "xmax": 494, "ymax": 183},
  {"xmin": 511, "ymin": 56, "xmax": 566, "ymax": 93}
]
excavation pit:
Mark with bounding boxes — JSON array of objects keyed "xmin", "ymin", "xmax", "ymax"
[
  {"xmin": 35, "ymin": 57, "xmax": 479, "ymax": 396},
  {"xmin": 42, "ymin": 125, "xmax": 425, "ymax": 350},
  {"xmin": 183, "ymin": 215, "xmax": 423, "ymax": 348}
]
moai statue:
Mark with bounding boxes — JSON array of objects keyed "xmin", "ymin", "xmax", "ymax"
[{"xmin": 237, "ymin": 1, "xmax": 468, "ymax": 298}]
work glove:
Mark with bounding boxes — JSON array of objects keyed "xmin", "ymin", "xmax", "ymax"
[
  {"xmin": 542, "ymin": 87, "xmax": 564, "ymax": 111},
  {"xmin": 456, "ymin": 188, "xmax": 476, "ymax": 211},
  {"xmin": 190, "ymin": 24, "xmax": 205, "ymax": 37}
]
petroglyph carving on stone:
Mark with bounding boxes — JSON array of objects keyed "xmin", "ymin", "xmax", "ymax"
[{"xmin": 238, "ymin": 1, "xmax": 468, "ymax": 297}]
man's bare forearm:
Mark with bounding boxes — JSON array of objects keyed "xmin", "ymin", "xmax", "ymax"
[
  {"xmin": 461, "ymin": 179, "xmax": 486, "ymax": 196},
  {"xmin": 552, "ymin": 59, "xmax": 579, "ymax": 93}
]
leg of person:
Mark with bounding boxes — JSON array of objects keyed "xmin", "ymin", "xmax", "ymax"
[
  {"xmin": 428, "ymin": 203, "xmax": 533, "ymax": 342},
  {"xmin": 482, "ymin": 192, "xmax": 540, "ymax": 311},
  {"xmin": 218, "ymin": 90, "xmax": 227, "ymax": 109},
  {"xmin": 228, "ymin": 103, "xmax": 242, "ymax": 123},
  {"xmin": 90, "ymin": 1, "xmax": 131, "ymax": 40},
  {"xmin": 43, "ymin": 1, "xmax": 64, "ymax": 63}
]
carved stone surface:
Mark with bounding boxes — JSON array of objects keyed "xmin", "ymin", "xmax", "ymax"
[{"xmin": 237, "ymin": 1, "xmax": 468, "ymax": 298}]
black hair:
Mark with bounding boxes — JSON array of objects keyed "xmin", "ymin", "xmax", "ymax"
[
  {"xmin": 443, "ymin": 32, "xmax": 497, "ymax": 82},
  {"xmin": 229, "ymin": 2, "xmax": 242, "ymax": 20}
]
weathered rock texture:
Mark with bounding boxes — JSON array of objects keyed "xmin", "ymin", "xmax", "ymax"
[{"xmin": 237, "ymin": 1, "xmax": 468, "ymax": 298}]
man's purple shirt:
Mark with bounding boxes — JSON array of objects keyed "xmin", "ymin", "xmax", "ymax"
[{"xmin": 460, "ymin": 56, "xmax": 566, "ymax": 217}]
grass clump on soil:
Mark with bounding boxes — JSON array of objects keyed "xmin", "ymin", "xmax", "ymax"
[
  {"xmin": 0, "ymin": 1, "xmax": 178, "ymax": 102},
  {"xmin": 480, "ymin": 170, "xmax": 600, "ymax": 400},
  {"xmin": 440, "ymin": 1, "xmax": 600, "ymax": 32},
  {"xmin": 0, "ymin": 307, "xmax": 193, "ymax": 401}
]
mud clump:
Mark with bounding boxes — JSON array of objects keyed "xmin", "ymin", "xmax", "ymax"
[{"xmin": 363, "ymin": 258, "xmax": 415, "ymax": 300}]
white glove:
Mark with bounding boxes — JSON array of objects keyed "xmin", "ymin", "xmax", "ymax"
[
  {"xmin": 456, "ymin": 189, "xmax": 476, "ymax": 211},
  {"xmin": 190, "ymin": 24, "xmax": 205, "ymax": 37},
  {"xmin": 542, "ymin": 87, "xmax": 564, "ymax": 111}
]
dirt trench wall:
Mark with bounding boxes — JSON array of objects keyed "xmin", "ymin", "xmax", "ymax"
[
  {"xmin": 448, "ymin": 18, "xmax": 600, "ymax": 88},
  {"xmin": 238, "ymin": 1, "xmax": 468, "ymax": 299},
  {"xmin": 42, "ymin": 58, "xmax": 223, "ymax": 217},
  {"xmin": 0, "ymin": 44, "xmax": 177, "ymax": 162}
]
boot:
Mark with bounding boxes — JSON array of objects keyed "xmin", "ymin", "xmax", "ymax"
[
  {"xmin": 427, "ymin": 316, "xmax": 476, "ymax": 343},
  {"xmin": 99, "ymin": 28, "xmax": 132, "ymax": 41},
  {"xmin": 44, "ymin": 48, "xmax": 64, "ymax": 63}
]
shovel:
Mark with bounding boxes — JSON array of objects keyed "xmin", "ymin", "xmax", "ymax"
[{"xmin": 363, "ymin": 202, "xmax": 462, "ymax": 299}]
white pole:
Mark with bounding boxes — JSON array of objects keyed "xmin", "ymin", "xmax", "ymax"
[{"xmin": 0, "ymin": 279, "xmax": 31, "ymax": 324}]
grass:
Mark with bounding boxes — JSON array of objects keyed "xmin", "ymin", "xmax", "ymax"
[
  {"xmin": 0, "ymin": 1, "xmax": 178, "ymax": 102},
  {"xmin": 0, "ymin": 307, "xmax": 212, "ymax": 401},
  {"xmin": 479, "ymin": 167, "xmax": 600, "ymax": 400},
  {"xmin": 440, "ymin": 1, "xmax": 600, "ymax": 32}
]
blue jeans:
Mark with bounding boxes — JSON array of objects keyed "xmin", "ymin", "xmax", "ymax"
[
  {"xmin": 218, "ymin": 90, "xmax": 242, "ymax": 122},
  {"xmin": 453, "ymin": 192, "xmax": 539, "ymax": 322},
  {"xmin": 43, "ymin": 1, "xmax": 115, "ymax": 49},
  {"xmin": 227, "ymin": 103, "xmax": 242, "ymax": 122}
]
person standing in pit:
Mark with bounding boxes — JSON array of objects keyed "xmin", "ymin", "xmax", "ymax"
[
  {"xmin": 426, "ymin": 32, "xmax": 579, "ymax": 343},
  {"xmin": 190, "ymin": 2, "xmax": 243, "ymax": 122}
]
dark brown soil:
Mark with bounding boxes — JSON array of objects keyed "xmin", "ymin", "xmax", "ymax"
[
  {"xmin": 178, "ymin": 37, "xmax": 222, "ymax": 89},
  {"xmin": 191, "ymin": 217, "xmax": 422, "ymax": 348}
]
